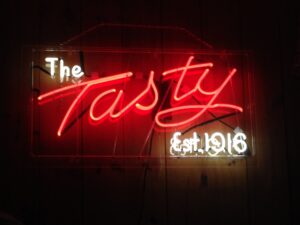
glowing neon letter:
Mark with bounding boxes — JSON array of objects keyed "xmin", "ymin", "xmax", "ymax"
[
  {"xmin": 232, "ymin": 132, "xmax": 247, "ymax": 153},
  {"xmin": 60, "ymin": 59, "xmax": 70, "ymax": 82},
  {"xmin": 205, "ymin": 132, "xmax": 226, "ymax": 156},
  {"xmin": 45, "ymin": 57, "xmax": 58, "ymax": 77},
  {"xmin": 170, "ymin": 132, "xmax": 182, "ymax": 155},
  {"xmin": 72, "ymin": 65, "xmax": 84, "ymax": 78}
]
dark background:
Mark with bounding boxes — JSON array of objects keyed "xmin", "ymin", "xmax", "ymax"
[{"xmin": 1, "ymin": 0, "xmax": 299, "ymax": 224}]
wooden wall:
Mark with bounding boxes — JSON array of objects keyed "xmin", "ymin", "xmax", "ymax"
[{"xmin": 1, "ymin": 0, "xmax": 299, "ymax": 225}]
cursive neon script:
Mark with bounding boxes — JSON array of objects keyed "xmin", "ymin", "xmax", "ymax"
[{"xmin": 38, "ymin": 56, "xmax": 243, "ymax": 136}]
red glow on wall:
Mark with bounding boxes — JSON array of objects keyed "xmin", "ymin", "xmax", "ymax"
[{"xmin": 37, "ymin": 56, "xmax": 243, "ymax": 137}]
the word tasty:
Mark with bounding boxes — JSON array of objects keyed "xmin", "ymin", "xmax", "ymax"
[{"xmin": 38, "ymin": 56, "xmax": 243, "ymax": 136}]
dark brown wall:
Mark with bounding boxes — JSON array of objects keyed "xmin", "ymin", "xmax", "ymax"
[{"xmin": 1, "ymin": 0, "xmax": 299, "ymax": 225}]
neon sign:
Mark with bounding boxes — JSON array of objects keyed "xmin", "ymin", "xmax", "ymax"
[
  {"xmin": 38, "ymin": 56, "xmax": 243, "ymax": 137},
  {"xmin": 31, "ymin": 49, "xmax": 254, "ymax": 159},
  {"xmin": 170, "ymin": 131, "xmax": 247, "ymax": 156}
]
